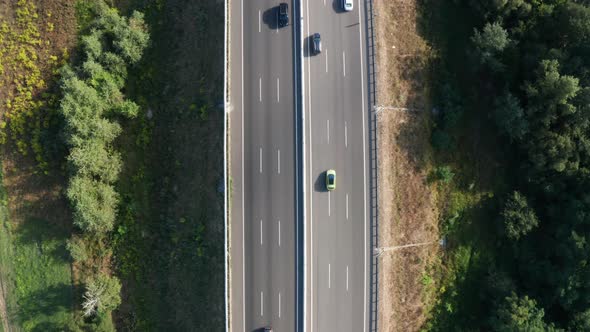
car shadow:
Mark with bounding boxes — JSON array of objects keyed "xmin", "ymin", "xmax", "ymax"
[
  {"xmin": 314, "ymin": 171, "xmax": 327, "ymax": 193},
  {"xmin": 262, "ymin": 7, "xmax": 278, "ymax": 30},
  {"xmin": 303, "ymin": 34, "xmax": 312, "ymax": 57},
  {"xmin": 332, "ymin": 0, "xmax": 343, "ymax": 13}
]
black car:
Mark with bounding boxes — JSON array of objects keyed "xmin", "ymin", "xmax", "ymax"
[
  {"xmin": 278, "ymin": 3, "xmax": 289, "ymax": 27},
  {"xmin": 312, "ymin": 33, "xmax": 322, "ymax": 55}
]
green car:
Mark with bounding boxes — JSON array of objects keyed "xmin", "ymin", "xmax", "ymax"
[{"xmin": 326, "ymin": 169, "xmax": 336, "ymax": 191}]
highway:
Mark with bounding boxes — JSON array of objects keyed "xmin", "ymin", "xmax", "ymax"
[
  {"xmin": 230, "ymin": 0, "xmax": 299, "ymax": 331},
  {"xmin": 302, "ymin": 0, "xmax": 370, "ymax": 331},
  {"xmin": 229, "ymin": 0, "xmax": 369, "ymax": 331}
]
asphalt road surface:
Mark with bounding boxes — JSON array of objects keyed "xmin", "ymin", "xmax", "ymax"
[
  {"xmin": 302, "ymin": 0, "xmax": 370, "ymax": 331},
  {"xmin": 230, "ymin": 0, "xmax": 299, "ymax": 331}
]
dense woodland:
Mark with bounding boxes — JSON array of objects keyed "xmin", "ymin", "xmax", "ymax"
[{"xmin": 425, "ymin": 0, "xmax": 590, "ymax": 330}]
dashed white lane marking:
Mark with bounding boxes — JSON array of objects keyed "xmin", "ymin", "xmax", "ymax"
[
  {"xmin": 328, "ymin": 263, "xmax": 331, "ymax": 289},
  {"xmin": 345, "ymin": 121, "xmax": 348, "ymax": 148},
  {"xmin": 343, "ymin": 51, "xmax": 346, "ymax": 77},
  {"xmin": 327, "ymin": 120, "xmax": 330, "ymax": 143},
  {"xmin": 325, "ymin": 49, "xmax": 329, "ymax": 73},
  {"xmin": 259, "ymin": 147, "xmax": 263, "ymax": 173},
  {"xmin": 258, "ymin": 10, "xmax": 261, "ymax": 32},
  {"xmin": 346, "ymin": 193, "xmax": 349, "ymax": 220},
  {"xmin": 277, "ymin": 149, "xmax": 281, "ymax": 174},
  {"xmin": 259, "ymin": 77, "xmax": 262, "ymax": 102},
  {"xmin": 278, "ymin": 220, "xmax": 281, "ymax": 247},
  {"xmin": 328, "ymin": 191, "xmax": 331, "ymax": 216},
  {"xmin": 279, "ymin": 292, "xmax": 282, "ymax": 318},
  {"xmin": 277, "ymin": 77, "xmax": 280, "ymax": 102},
  {"xmin": 346, "ymin": 265, "xmax": 349, "ymax": 291},
  {"xmin": 261, "ymin": 291, "xmax": 264, "ymax": 316},
  {"xmin": 260, "ymin": 219, "xmax": 263, "ymax": 245}
]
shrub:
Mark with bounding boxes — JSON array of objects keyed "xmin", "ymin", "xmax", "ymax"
[
  {"xmin": 82, "ymin": 273, "xmax": 122, "ymax": 317},
  {"xmin": 66, "ymin": 237, "xmax": 90, "ymax": 262},
  {"xmin": 435, "ymin": 166, "xmax": 455, "ymax": 183}
]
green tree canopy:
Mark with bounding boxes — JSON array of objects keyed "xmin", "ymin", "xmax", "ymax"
[
  {"xmin": 472, "ymin": 21, "xmax": 511, "ymax": 71},
  {"xmin": 501, "ymin": 191, "xmax": 539, "ymax": 240},
  {"xmin": 490, "ymin": 293, "xmax": 559, "ymax": 332},
  {"xmin": 494, "ymin": 92, "xmax": 529, "ymax": 140}
]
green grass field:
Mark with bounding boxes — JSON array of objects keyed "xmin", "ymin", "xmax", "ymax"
[{"xmin": 0, "ymin": 165, "xmax": 73, "ymax": 331}]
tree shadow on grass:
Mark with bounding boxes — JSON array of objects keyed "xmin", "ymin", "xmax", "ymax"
[
  {"xmin": 14, "ymin": 217, "xmax": 71, "ymax": 263},
  {"xmin": 16, "ymin": 283, "xmax": 74, "ymax": 331}
]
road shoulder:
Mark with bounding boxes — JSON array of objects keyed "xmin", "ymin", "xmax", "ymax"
[{"xmin": 375, "ymin": 1, "xmax": 441, "ymax": 331}]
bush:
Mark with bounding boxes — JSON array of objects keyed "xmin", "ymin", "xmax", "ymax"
[
  {"xmin": 82, "ymin": 273, "xmax": 122, "ymax": 317},
  {"xmin": 435, "ymin": 166, "xmax": 455, "ymax": 183},
  {"xmin": 66, "ymin": 237, "xmax": 90, "ymax": 262}
]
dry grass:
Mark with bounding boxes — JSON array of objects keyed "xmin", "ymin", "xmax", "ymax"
[{"xmin": 375, "ymin": 0, "xmax": 440, "ymax": 331}]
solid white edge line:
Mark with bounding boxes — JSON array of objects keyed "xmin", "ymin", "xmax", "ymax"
[
  {"xmin": 305, "ymin": 0, "xmax": 314, "ymax": 328},
  {"xmin": 299, "ymin": 0, "xmax": 308, "ymax": 328},
  {"xmin": 357, "ymin": 0, "xmax": 368, "ymax": 330},
  {"xmin": 241, "ymin": 0, "xmax": 246, "ymax": 330},
  {"xmin": 223, "ymin": 0, "xmax": 228, "ymax": 329}
]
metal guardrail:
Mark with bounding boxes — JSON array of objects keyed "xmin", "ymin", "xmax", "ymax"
[{"xmin": 364, "ymin": 0, "xmax": 379, "ymax": 331}]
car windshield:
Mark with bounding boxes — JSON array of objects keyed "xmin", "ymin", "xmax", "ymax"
[{"xmin": 328, "ymin": 175, "xmax": 334, "ymax": 184}]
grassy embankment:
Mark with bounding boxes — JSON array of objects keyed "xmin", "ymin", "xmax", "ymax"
[
  {"xmin": 416, "ymin": 0, "xmax": 510, "ymax": 330},
  {"xmin": 111, "ymin": 0, "xmax": 225, "ymax": 330}
]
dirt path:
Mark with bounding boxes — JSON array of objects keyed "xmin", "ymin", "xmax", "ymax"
[
  {"xmin": 0, "ymin": 275, "xmax": 10, "ymax": 332},
  {"xmin": 374, "ymin": 0, "xmax": 441, "ymax": 331}
]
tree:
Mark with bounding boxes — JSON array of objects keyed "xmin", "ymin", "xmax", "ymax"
[
  {"xmin": 431, "ymin": 129, "xmax": 454, "ymax": 151},
  {"xmin": 523, "ymin": 60, "xmax": 583, "ymax": 174},
  {"xmin": 82, "ymin": 274, "xmax": 122, "ymax": 317},
  {"xmin": 571, "ymin": 309, "xmax": 590, "ymax": 331},
  {"xmin": 66, "ymin": 176, "xmax": 119, "ymax": 234},
  {"xmin": 489, "ymin": 293, "xmax": 559, "ymax": 331},
  {"xmin": 494, "ymin": 92, "xmax": 528, "ymax": 141},
  {"xmin": 501, "ymin": 191, "xmax": 539, "ymax": 240},
  {"xmin": 471, "ymin": 21, "xmax": 510, "ymax": 71}
]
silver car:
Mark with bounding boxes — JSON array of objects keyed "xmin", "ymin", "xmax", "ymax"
[{"xmin": 341, "ymin": 0, "xmax": 353, "ymax": 11}]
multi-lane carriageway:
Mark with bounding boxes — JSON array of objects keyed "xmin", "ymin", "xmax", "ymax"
[{"xmin": 229, "ymin": 0, "xmax": 370, "ymax": 331}]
